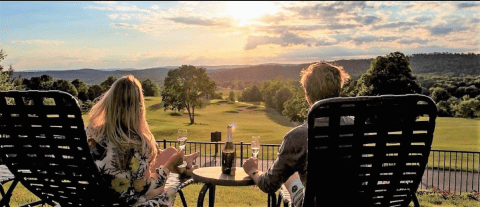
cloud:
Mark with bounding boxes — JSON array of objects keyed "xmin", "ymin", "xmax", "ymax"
[
  {"xmin": 150, "ymin": 5, "xmax": 159, "ymax": 10},
  {"xmin": 372, "ymin": 22, "xmax": 419, "ymax": 30},
  {"xmin": 399, "ymin": 38, "xmax": 428, "ymax": 44},
  {"xmin": 11, "ymin": 40, "xmax": 65, "ymax": 46},
  {"xmin": 256, "ymin": 14, "xmax": 286, "ymax": 24},
  {"xmin": 456, "ymin": 2, "xmax": 480, "ymax": 9},
  {"xmin": 95, "ymin": 1, "xmax": 117, "ymax": 5},
  {"xmin": 429, "ymin": 25, "xmax": 454, "ymax": 36},
  {"xmin": 244, "ymin": 32, "xmax": 316, "ymax": 50},
  {"xmin": 352, "ymin": 35, "xmax": 399, "ymax": 45},
  {"xmin": 108, "ymin": 13, "xmax": 119, "ymax": 19},
  {"xmin": 413, "ymin": 16, "xmax": 433, "ymax": 22},
  {"xmin": 357, "ymin": 16, "xmax": 381, "ymax": 25},
  {"xmin": 166, "ymin": 17, "xmax": 233, "ymax": 27}
]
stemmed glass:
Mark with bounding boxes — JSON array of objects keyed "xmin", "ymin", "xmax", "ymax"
[
  {"xmin": 251, "ymin": 136, "xmax": 260, "ymax": 158},
  {"xmin": 177, "ymin": 129, "xmax": 187, "ymax": 151}
]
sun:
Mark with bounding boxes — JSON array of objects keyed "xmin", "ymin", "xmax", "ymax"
[{"xmin": 226, "ymin": 1, "xmax": 274, "ymax": 25}]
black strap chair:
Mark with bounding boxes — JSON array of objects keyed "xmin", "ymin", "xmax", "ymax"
[
  {"xmin": 277, "ymin": 94, "xmax": 437, "ymax": 207},
  {"xmin": 0, "ymin": 91, "xmax": 193, "ymax": 207}
]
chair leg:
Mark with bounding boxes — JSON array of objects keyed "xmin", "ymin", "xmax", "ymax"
[{"xmin": 411, "ymin": 192, "xmax": 420, "ymax": 207}]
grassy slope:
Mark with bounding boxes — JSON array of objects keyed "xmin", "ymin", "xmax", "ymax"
[{"xmin": 84, "ymin": 96, "xmax": 479, "ymax": 151}]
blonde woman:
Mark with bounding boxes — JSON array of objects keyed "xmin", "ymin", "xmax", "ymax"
[
  {"xmin": 243, "ymin": 62, "xmax": 352, "ymax": 207},
  {"xmin": 86, "ymin": 75, "xmax": 198, "ymax": 207}
]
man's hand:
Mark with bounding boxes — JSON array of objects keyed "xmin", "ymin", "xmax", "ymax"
[{"xmin": 242, "ymin": 157, "xmax": 258, "ymax": 176}]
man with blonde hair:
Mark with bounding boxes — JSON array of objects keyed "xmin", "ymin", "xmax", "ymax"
[{"xmin": 243, "ymin": 62, "xmax": 351, "ymax": 207}]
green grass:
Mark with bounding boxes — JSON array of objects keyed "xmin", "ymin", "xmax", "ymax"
[{"xmin": 431, "ymin": 117, "xmax": 480, "ymax": 152}]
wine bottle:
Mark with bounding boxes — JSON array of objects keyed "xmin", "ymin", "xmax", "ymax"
[{"xmin": 222, "ymin": 124, "xmax": 236, "ymax": 174}]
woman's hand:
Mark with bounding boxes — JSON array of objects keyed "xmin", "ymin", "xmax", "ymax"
[
  {"xmin": 242, "ymin": 157, "xmax": 258, "ymax": 176},
  {"xmin": 164, "ymin": 149, "xmax": 184, "ymax": 173}
]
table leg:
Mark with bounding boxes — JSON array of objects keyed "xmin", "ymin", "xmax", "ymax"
[
  {"xmin": 197, "ymin": 184, "xmax": 210, "ymax": 207},
  {"xmin": 208, "ymin": 185, "xmax": 215, "ymax": 207}
]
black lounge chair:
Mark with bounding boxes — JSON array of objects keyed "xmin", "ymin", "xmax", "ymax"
[
  {"xmin": 0, "ymin": 90, "xmax": 193, "ymax": 207},
  {"xmin": 276, "ymin": 94, "xmax": 437, "ymax": 207}
]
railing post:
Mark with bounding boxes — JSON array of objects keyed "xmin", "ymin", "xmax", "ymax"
[
  {"xmin": 163, "ymin": 139, "xmax": 166, "ymax": 149},
  {"xmin": 240, "ymin": 141, "xmax": 243, "ymax": 167}
]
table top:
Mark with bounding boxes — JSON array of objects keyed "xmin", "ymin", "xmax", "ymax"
[{"xmin": 192, "ymin": 167, "xmax": 254, "ymax": 186}]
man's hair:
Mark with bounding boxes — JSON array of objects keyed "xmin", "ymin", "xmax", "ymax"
[{"xmin": 300, "ymin": 62, "xmax": 350, "ymax": 104}]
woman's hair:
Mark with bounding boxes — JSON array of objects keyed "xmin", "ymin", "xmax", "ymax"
[
  {"xmin": 300, "ymin": 62, "xmax": 350, "ymax": 105},
  {"xmin": 87, "ymin": 75, "xmax": 157, "ymax": 168}
]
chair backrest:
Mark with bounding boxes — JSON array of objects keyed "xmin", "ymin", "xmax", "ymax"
[
  {"xmin": 304, "ymin": 94, "xmax": 437, "ymax": 207},
  {"xmin": 0, "ymin": 91, "xmax": 127, "ymax": 206}
]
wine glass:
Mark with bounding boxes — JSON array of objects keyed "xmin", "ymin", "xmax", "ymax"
[
  {"xmin": 177, "ymin": 129, "xmax": 187, "ymax": 151},
  {"xmin": 251, "ymin": 136, "xmax": 260, "ymax": 158}
]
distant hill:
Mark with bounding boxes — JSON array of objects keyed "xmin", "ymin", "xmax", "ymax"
[
  {"xmin": 14, "ymin": 68, "xmax": 171, "ymax": 85},
  {"xmin": 13, "ymin": 53, "xmax": 480, "ymax": 86}
]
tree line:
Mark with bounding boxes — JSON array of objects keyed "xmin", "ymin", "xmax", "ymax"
[{"xmin": 239, "ymin": 52, "xmax": 480, "ymax": 122}]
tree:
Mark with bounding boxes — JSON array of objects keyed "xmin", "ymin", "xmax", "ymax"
[
  {"xmin": 141, "ymin": 79, "xmax": 160, "ymax": 96},
  {"xmin": 356, "ymin": 52, "xmax": 421, "ymax": 96},
  {"xmin": 161, "ymin": 65, "xmax": 216, "ymax": 124},
  {"xmin": 72, "ymin": 79, "xmax": 89, "ymax": 101},
  {"xmin": 100, "ymin": 76, "xmax": 117, "ymax": 91},
  {"xmin": 429, "ymin": 87, "xmax": 451, "ymax": 103},
  {"xmin": 239, "ymin": 85, "xmax": 263, "ymax": 102},
  {"xmin": 260, "ymin": 76, "xmax": 286, "ymax": 107},
  {"xmin": 88, "ymin": 84, "xmax": 104, "ymax": 101},
  {"xmin": 455, "ymin": 97, "xmax": 480, "ymax": 118},
  {"xmin": 282, "ymin": 87, "xmax": 309, "ymax": 123},
  {"xmin": 0, "ymin": 49, "xmax": 16, "ymax": 91},
  {"xmin": 340, "ymin": 77, "xmax": 358, "ymax": 97},
  {"xmin": 52, "ymin": 79, "xmax": 78, "ymax": 97},
  {"xmin": 273, "ymin": 87, "xmax": 293, "ymax": 113},
  {"xmin": 228, "ymin": 91, "xmax": 235, "ymax": 102}
]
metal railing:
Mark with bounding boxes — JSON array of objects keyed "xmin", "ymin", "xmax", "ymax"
[
  {"xmin": 419, "ymin": 149, "xmax": 479, "ymax": 194},
  {"xmin": 158, "ymin": 140, "xmax": 480, "ymax": 194}
]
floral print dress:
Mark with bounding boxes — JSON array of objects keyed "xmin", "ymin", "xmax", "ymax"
[{"xmin": 87, "ymin": 130, "xmax": 177, "ymax": 207}]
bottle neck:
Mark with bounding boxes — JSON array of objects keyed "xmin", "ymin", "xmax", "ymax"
[{"xmin": 227, "ymin": 126, "xmax": 233, "ymax": 142}]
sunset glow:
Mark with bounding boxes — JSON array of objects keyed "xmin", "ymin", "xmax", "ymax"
[{"xmin": 0, "ymin": 1, "xmax": 478, "ymax": 70}]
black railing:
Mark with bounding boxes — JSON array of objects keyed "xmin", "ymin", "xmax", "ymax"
[
  {"xmin": 157, "ymin": 140, "xmax": 280, "ymax": 172},
  {"xmin": 419, "ymin": 149, "xmax": 480, "ymax": 194},
  {"xmin": 158, "ymin": 140, "xmax": 480, "ymax": 194}
]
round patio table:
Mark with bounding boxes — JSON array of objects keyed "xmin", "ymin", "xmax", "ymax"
[
  {"xmin": 192, "ymin": 166, "xmax": 277, "ymax": 207},
  {"xmin": 192, "ymin": 167, "xmax": 252, "ymax": 207}
]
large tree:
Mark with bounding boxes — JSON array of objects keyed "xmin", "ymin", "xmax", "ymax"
[
  {"xmin": 161, "ymin": 65, "xmax": 216, "ymax": 124},
  {"xmin": 356, "ymin": 51, "xmax": 421, "ymax": 96}
]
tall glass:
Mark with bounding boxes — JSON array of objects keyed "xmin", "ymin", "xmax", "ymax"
[
  {"xmin": 177, "ymin": 129, "xmax": 187, "ymax": 151},
  {"xmin": 251, "ymin": 136, "xmax": 260, "ymax": 158}
]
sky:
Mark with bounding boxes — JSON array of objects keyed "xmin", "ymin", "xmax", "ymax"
[{"xmin": 0, "ymin": 1, "xmax": 479, "ymax": 71}]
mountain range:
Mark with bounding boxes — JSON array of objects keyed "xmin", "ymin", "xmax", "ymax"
[{"xmin": 13, "ymin": 53, "xmax": 480, "ymax": 86}]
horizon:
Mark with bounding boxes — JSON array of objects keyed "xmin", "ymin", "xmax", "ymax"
[{"xmin": 1, "ymin": 1, "xmax": 479, "ymax": 71}]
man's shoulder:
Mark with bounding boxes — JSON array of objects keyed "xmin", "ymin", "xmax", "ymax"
[
  {"xmin": 282, "ymin": 123, "xmax": 308, "ymax": 146},
  {"xmin": 285, "ymin": 123, "xmax": 308, "ymax": 137}
]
